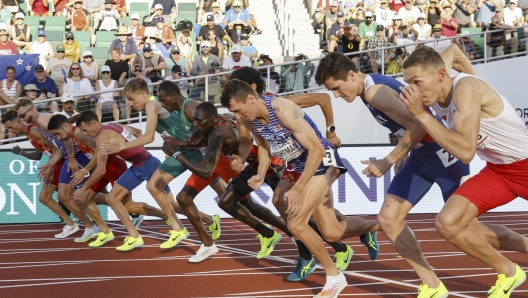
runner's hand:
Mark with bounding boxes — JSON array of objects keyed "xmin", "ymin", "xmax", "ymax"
[
  {"xmin": 70, "ymin": 168, "xmax": 87, "ymax": 187},
  {"xmin": 361, "ymin": 158, "xmax": 392, "ymax": 177},
  {"xmin": 38, "ymin": 163, "xmax": 53, "ymax": 181},
  {"xmin": 326, "ymin": 134, "xmax": 341, "ymax": 149},
  {"xmin": 162, "ymin": 135, "xmax": 187, "ymax": 147},
  {"xmin": 12, "ymin": 145, "xmax": 22, "ymax": 155},
  {"xmin": 248, "ymin": 175, "xmax": 264, "ymax": 190},
  {"xmin": 230, "ymin": 154, "xmax": 244, "ymax": 172},
  {"xmin": 162, "ymin": 141, "xmax": 179, "ymax": 157},
  {"xmin": 285, "ymin": 189, "xmax": 302, "ymax": 217},
  {"xmin": 399, "ymin": 85, "xmax": 425, "ymax": 117},
  {"xmin": 99, "ymin": 141, "xmax": 123, "ymax": 155},
  {"xmin": 67, "ymin": 157, "xmax": 81, "ymax": 173},
  {"xmin": 73, "ymin": 188, "xmax": 86, "ymax": 202}
]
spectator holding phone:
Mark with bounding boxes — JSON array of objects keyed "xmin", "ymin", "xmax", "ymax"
[
  {"xmin": 28, "ymin": 65, "xmax": 59, "ymax": 112},
  {"xmin": 165, "ymin": 64, "xmax": 190, "ymax": 96},
  {"xmin": 165, "ymin": 46, "xmax": 192, "ymax": 76},
  {"xmin": 485, "ymin": 15, "xmax": 513, "ymax": 60},
  {"xmin": 329, "ymin": 11, "xmax": 352, "ymax": 52}
]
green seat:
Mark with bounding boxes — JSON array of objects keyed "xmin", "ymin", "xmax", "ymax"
[
  {"xmin": 74, "ymin": 31, "xmax": 91, "ymax": 50},
  {"xmin": 49, "ymin": 40, "xmax": 63, "ymax": 52},
  {"xmin": 178, "ymin": 2, "xmax": 197, "ymax": 13},
  {"xmin": 95, "ymin": 31, "xmax": 117, "ymax": 48},
  {"xmin": 123, "ymin": 16, "xmax": 131, "ymax": 26},
  {"xmin": 45, "ymin": 16, "xmax": 67, "ymax": 27},
  {"xmin": 30, "ymin": 27, "xmax": 38, "ymax": 42},
  {"xmin": 130, "ymin": 2, "xmax": 150, "ymax": 14},
  {"xmin": 461, "ymin": 28, "xmax": 484, "ymax": 55},
  {"xmin": 178, "ymin": 11, "xmax": 197, "ymax": 19},
  {"xmin": 46, "ymin": 30, "xmax": 64, "ymax": 42},
  {"xmin": 87, "ymin": 47, "xmax": 111, "ymax": 60},
  {"xmin": 25, "ymin": 16, "xmax": 41, "ymax": 27}
]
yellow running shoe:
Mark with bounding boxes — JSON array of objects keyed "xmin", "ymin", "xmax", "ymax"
[
  {"xmin": 89, "ymin": 231, "xmax": 115, "ymax": 248},
  {"xmin": 334, "ymin": 245, "xmax": 354, "ymax": 271},
  {"xmin": 160, "ymin": 228, "xmax": 190, "ymax": 249},
  {"xmin": 208, "ymin": 215, "xmax": 221, "ymax": 241},
  {"xmin": 417, "ymin": 282, "xmax": 449, "ymax": 298},
  {"xmin": 488, "ymin": 264, "xmax": 526, "ymax": 298},
  {"xmin": 116, "ymin": 235, "xmax": 144, "ymax": 251},
  {"xmin": 257, "ymin": 230, "xmax": 282, "ymax": 259}
]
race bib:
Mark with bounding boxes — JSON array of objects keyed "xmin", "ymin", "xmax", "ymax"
[
  {"xmin": 120, "ymin": 129, "xmax": 136, "ymax": 142},
  {"xmin": 477, "ymin": 131, "xmax": 492, "ymax": 150},
  {"xmin": 43, "ymin": 151, "xmax": 52, "ymax": 158},
  {"xmin": 198, "ymin": 146, "xmax": 208, "ymax": 155},
  {"xmin": 322, "ymin": 149, "xmax": 338, "ymax": 167},
  {"xmin": 270, "ymin": 138, "xmax": 304, "ymax": 162},
  {"xmin": 436, "ymin": 148, "xmax": 458, "ymax": 168},
  {"xmin": 85, "ymin": 153, "xmax": 93, "ymax": 160}
]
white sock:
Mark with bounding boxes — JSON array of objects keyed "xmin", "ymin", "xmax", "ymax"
[{"xmin": 326, "ymin": 272, "xmax": 343, "ymax": 282}]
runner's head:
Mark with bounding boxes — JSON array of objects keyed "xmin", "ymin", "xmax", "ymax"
[
  {"xmin": 123, "ymin": 77, "xmax": 150, "ymax": 111},
  {"xmin": 315, "ymin": 52, "xmax": 361, "ymax": 103},
  {"xmin": 157, "ymin": 80, "xmax": 184, "ymax": 113},
  {"xmin": 48, "ymin": 114, "xmax": 73, "ymax": 141},
  {"xmin": 230, "ymin": 67, "xmax": 265, "ymax": 95},
  {"xmin": 76, "ymin": 110, "xmax": 102, "ymax": 138},
  {"xmin": 220, "ymin": 79, "xmax": 260, "ymax": 121},
  {"xmin": 1, "ymin": 111, "xmax": 25, "ymax": 135},
  {"xmin": 402, "ymin": 46, "xmax": 448, "ymax": 106},
  {"xmin": 14, "ymin": 98, "xmax": 38, "ymax": 124},
  {"xmin": 193, "ymin": 102, "xmax": 218, "ymax": 135}
]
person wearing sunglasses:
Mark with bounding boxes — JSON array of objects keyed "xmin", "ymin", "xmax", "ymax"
[
  {"xmin": 28, "ymin": 65, "xmax": 59, "ymax": 111},
  {"xmin": 47, "ymin": 44, "xmax": 72, "ymax": 86},
  {"xmin": 424, "ymin": 23, "xmax": 452, "ymax": 52},
  {"xmin": 411, "ymin": 12, "xmax": 432, "ymax": 42},
  {"xmin": 95, "ymin": 65, "xmax": 120, "ymax": 122},
  {"xmin": 223, "ymin": 0, "xmax": 262, "ymax": 34},
  {"xmin": 62, "ymin": 32, "xmax": 81, "ymax": 63},
  {"xmin": 196, "ymin": 1, "xmax": 224, "ymax": 35},
  {"xmin": 359, "ymin": 11, "xmax": 379, "ymax": 42},
  {"xmin": 198, "ymin": 13, "xmax": 232, "ymax": 47},
  {"xmin": 132, "ymin": 43, "xmax": 166, "ymax": 83},
  {"xmin": 29, "ymin": 29, "xmax": 54, "ymax": 70},
  {"xmin": 149, "ymin": 1, "xmax": 177, "ymax": 24},
  {"xmin": 0, "ymin": 28, "xmax": 17, "ymax": 55},
  {"xmin": 165, "ymin": 45, "xmax": 192, "ymax": 76},
  {"xmin": 80, "ymin": 50, "xmax": 99, "ymax": 86},
  {"xmin": 329, "ymin": 11, "xmax": 352, "ymax": 53},
  {"xmin": 9, "ymin": 12, "xmax": 31, "ymax": 49},
  {"xmin": 191, "ymin": 41, "xmax": 220, "ymax": 83},
  {"xmin": 58, "ymin": 63, "xmax": 92, "ymax": 112}
]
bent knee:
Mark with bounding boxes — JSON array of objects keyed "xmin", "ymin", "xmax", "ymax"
[
  {"xmin": 435, "ymin": 212, "xmax": 459, "ymax": 237},
  {"xmin": 147, "ymin": 177, "xmax": 166, "ymax": 192}
]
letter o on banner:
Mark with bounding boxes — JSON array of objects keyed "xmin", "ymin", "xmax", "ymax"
[
  {"xmin": 0, "ymin": 187, "xmax": 5, "ymax": 212},
  {"xmin": 10, "ymin": 160, "xmax": 25, "ymax": 175}
]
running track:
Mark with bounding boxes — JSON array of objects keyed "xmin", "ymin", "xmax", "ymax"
[{"xmin": 1, "ymin": 213, "xmax": 527, "ymax": 297}]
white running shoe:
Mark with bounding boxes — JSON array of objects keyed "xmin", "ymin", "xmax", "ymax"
[
  {"xmin": 313, "ymin": 272, "xmax": 347, "ymax": 298},
  {"xmin": 131, "ymin": 214, "xmax": 144, "ymax": 228},
  {"xmin": 188, "ymin": 243, "xmax": 219, "ymax": 263},
  {"xmin": 54, "ymin": 224, "xmax": 79, "ymax": 239},
  {"xmin": 74, "ymin": 226, "xmax": 100, "ymax": 242}
]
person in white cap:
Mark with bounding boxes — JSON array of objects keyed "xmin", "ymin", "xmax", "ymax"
[
  {"xmin": 324, "ymin": 1, "xmax": 341, "ymax": 39},
  {"xmin": 149, "ymin": 2, "xmax": 177, "ymax": 25},
  {"xmin": 359, "ymin": 11, "xmax": 379, "ymax": 41},
  {"xmin": 398, "ymin": 0, "xmax": 421, "ymax": 23},
  {"xmin": 10, "ymin": 12, "xmax": 31, "ymax": 49},
  {"xmin": 503, "ymin": 0, "xmax": 523, "ymax": 57},
  {"xmin": 80, "ymin": 50, "xmax": 99, "ymax": 86},
  {"xmin": 95, "ymin": 65, "xmax": 120, "ymax": 122},
  {"xmin": 54, "ymin": 93, "xmax": 80, "ymax": 118},
  {"xmin": 127, "ymin": 13, "xmax": 146, "ymax": 49},
  {"xmin": 412, "ymin": 12, "xmax": 432, "ymax": 42},
  {"xmin": 221, "ymin": 44, "xmax": 252, "ymax": 74},
  {"xmin": 191, "ymin": 40, "xmax": 220, "ymax": 77},
  {"xmin": 29, "ymin": 29, "xmax": 54, "ymax": 70},
  {"xmin": 374, "ymin": 0, "xmax": 395, "ymax": 28},
  {"xmin": 97, "ymin": 0, "xmax": 120, "ymax": 31}
]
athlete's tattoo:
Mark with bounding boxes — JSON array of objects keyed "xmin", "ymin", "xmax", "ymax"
[{"xmin": 399, "ymin": 141, "xmax": 411, "ymax": 153}]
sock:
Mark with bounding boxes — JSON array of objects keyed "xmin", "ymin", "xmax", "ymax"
[
  {"xmin": 360, "ymin": 233, "xmax": 367, "ymax": 242},
  {"xmin": 255, "ymin": 222, "xmax": 274, "ymax": 238},
  {"xmin": 326, "ymin": 272, "xmax": 343, "ymax": 282},
  {"xmin": 130, "ymin": 213, "xmax": 140, "ymax": 218},
  {"xmin": 296, "ymin": 240, "xmax": 312, "ymax": 260},
  {"xmin": 329, "ymin": 241, "xmax": 347, "ymax": 253}
]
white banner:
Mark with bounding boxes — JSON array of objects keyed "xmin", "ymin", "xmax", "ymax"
[{"xmin": 107, "ymin": 148, "xmax": 528, "ymax": 221}]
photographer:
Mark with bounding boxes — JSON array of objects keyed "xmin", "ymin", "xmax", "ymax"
[
  {"xmin": 281, "ymin": 53, "xmax": 312, "ymax": 93},
  {"xmin": 329, "ymin": 11, "xmax": 352, "ymax": 52},
  {"xmin": 339, "ymin": 24, "xmax": 364, "ymax": 66},
  {"xmin": 164, "ymin": 64, "xmax": 191, "ymax": 97},
  {"xmin": 257, "ymin": 54, "xmax": 280, "ymax": 93},
  {"xmin": 385, "ymin": 47, "xmax": 407, "ymax": 75}
]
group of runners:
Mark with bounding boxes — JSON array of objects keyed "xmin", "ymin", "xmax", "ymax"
[{"xmin": 2, "ymin": 43, "xmax": 527, "ymax": 298}]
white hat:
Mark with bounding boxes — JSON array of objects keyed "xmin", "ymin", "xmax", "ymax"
[
  {"xmin": 131, "ymin": 13, "xmax": 140, "ymax": 20},
  {"xmin": 154, "ymin": 4, "xmax": 163, "ymax": 10},
  {"xmin": 15, "ymin": 12, "xmax": 25, "ymax": 19},
  {"xmin": 418, "ymin": 12, "xmax": 426, "ymax": 19},
  {"xmin": 61, "ymin": 93, "xmax": 75, "ymax": 102},
  {"xmin": 460, "ymin": 31, "xmax": 470, "ymax": 36},
  {"xmin": 101, "ymin": 65, "xmax": 111, "ymax": 72},
  {"xmin": 331, "ymin": 1, "xmax": 339, "ymax": 6},
  {"xmin": 83, "ymin": 50, "xmax": 93, "ymax": 57},
  {"xmin": 201, "ymin": 40, "xmax": 211, "ymax": 48},
  {"xmin": 365, "ymin": 11, "xmax": 373, "ymax": 17},
  {"xmin": 509, "ymin": 0, "xmax": 517, "ymax": 3},
  {"xmin": 231, "ymin": 44, "xmax": 241, "ymax": 53},
  {"xmin": 393, "ymin": 14, "xmax": 402, "ymax": 20}
]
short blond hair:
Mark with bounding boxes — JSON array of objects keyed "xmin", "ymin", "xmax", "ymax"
[
  {"xmin": 13, "ymin": 98, "xmax": 34, "ymax": 111},
  {"xmin": 122, "ymin": 77, "xmax": 149, "ymax": 99}
]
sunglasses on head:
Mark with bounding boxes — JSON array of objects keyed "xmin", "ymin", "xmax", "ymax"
[{"xmin": 102, "ymin": 71, "xmax": 110, "ymax": 74}]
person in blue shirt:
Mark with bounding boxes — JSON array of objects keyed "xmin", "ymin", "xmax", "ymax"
[
  {"xmin": 239, "ymin": 33, "xmax": 257, "ymax": 62},
  {"xmin": 28, "ymin": 65, "xmax": 59, "ymax": 112},
  {"xmin": 223, "ymin": 0, "xmax": 262, "ymax": 34}
]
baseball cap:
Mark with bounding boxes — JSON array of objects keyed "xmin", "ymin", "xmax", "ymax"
[
  {"xmin": 206, "ymin": 14, "xmax": 215, "ymax": 21},
  {"xmin": 240, "ymin": 33, "xmax": 249, "ymax": 40},
  {"xmin": 212, "ymin": 2, "xmax": 220, "ymax": 8},
  {"xmin": 56, "ymin": 44, "xmax": 65, "ymax": 51},
  {"xmin": 15, "ymin": 12, "xmax": 25, "ymax": 19},
  {"xmin": 37, "ymin": 29, "xmax": 46, "ymax": 37},
  {"xmin": 143, "ymin": 43, "xmax": 153, "ymax": 52},
  {"xmin": 104, "ymin": 0, "xmax": 113, "ymax": 4},
  {"xmin": 337, "ymin": 11, "xmax": 345, "ymax": 17},
  {"xmin": 83, "ymin": 50, "xmax": 93, "ymax": 57},
  {"xmin": 61, "ymin": 93, "xmax": 75, "ymax": 102},
  {"xmin": 0, "ymin": 29, "xmax": 7, "ymax": 36},
  {"xmin": 231, "ymin": 44, "xmax": 241, "ymax": 53},
  {"xmin": 171, "ymin": 64, "xmax": 182, "ymax": 73},
  {"xmin": 261, "ymin": 55, "xmax": 273, "ymax": 63},
  {"xmin": 510, "ymin": 0, "xmax": 517, "ymax": 3},
  {"xmin": 155, "ymin": 16, "xmax": 165, "ymax": 23},
  {"xmin": 154, "ymin": 4, "xmax": 163, "ymax": 10},
  {"xmin": 376, "ymin": 25, "xmax": 385, "ymax": 30},
  {"xmin": 233, "ymin": 0, "xmax": 242, "ymax": 6},
  {"xmin": 331, "ymin": 1, "xmax": 339, "ymax": 6},
  {"xmin": 133, "ymin": 63, "xmax": 142, "ymax": 70},
  {"xmin": 101, "ymin": 65, "xmax": 111, "ymax": 72},
  {"xmin": 365, "ymin": 11, "xmax": 373, "ymax": 17},
  {"xmin": 495, "ymin": 6, "xmax": 504, "ymax": 11},
  {"xmin": 24, "ymin": 84, "xmax": 40, "ymax": 91},
  {"xmin": 418, "ymin": 12, "xmax": 426, "ymax": 19},
  {"xmin": 66, "ymin": 31, "xmax": 74, "ymax": 39},
  {"xmin": 211, "ymin": 62, "xmax": 220, "ymax": 69},
  {"xmin": 131, "ymin": 12, "xmax": 140, "ymax": 20},
  {"xmin": 170, "ymin": 46, "xmax": 180, "ymax": 53},
  {"xmin": 35, "ymin": 65, "xmax": 45, "ymax": 72},
  {"xmin": 201, "ymin": 40, "xmax": 211, "ymax": 48},
  {"xmin": 433, "ymin": 24, "xmax": 443, "ymax": 30}
]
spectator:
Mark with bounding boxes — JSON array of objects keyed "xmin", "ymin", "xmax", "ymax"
[
  {"xmin": 165, "ymin": 46, "xmax": 191, "ymax": 76},
  {"xmin": 47, "ymin": 44, "xmax": 72, "ymax": 85},
  {"xmin": 388, "ymin": 14, "xmax": 403, "ymax": 37},
  {"xmin": 398, "ymin": 0, "xmax": 421, "ymax": 24},
  {"xmin": 425, "ymin": 0, "xmax": 442, "ymax": 27},
  {"xmin": 385, "ymin": 47, "xmax": 407, "ymax": 75},
  {"xmin": 109, "ymin": 27, "xmax": 137, "ymax": 63},
  {"xmin": 359, "ymin": 11, "xmax": 378, "ymax": 41},
  {"xmin": 375, "ymin": 0, "xmax": 395, "ymax": 28},
  {"xmin": 524, "ymin": 15, "xmax": 528, "ymax": 51},
  {"xmin": 80, "ymin": 50, "xmax": 99, "ymax": 86},
  {"xmin": 76, "ymin": 0, "xmax": 103, "ymax": 29},
  {"xmin": 454, "ymin": 0, "xmax": 477, "ymax": 29},
  {"xmin": 94, "ymin": 65, "xmax": 119, "ymax": 122},
  {"xmin": 225, "ymin": 20, "xmax": 252, "ymax": 45},
  {"xmin": 96, "ymin": 0, "xmax": 120, "ymax": 31},
  {"xmin": 414, "ymin": 0, "xmax": 429, "ymax": 11},
  {"xmin": 21, "ymin": 84, "xmax": 40, "ymax": 103},
  {"xmin": 128, "ymin": 64, "xmax": 153, "ymax": 92},
  {"xmin": 132, "ymin": 43, "xmax": 166, "ymax": 82},
  {"xmin": 224, "ymin": 0, "xmax": 253, "ymax": 32},
  {"xmin": 239, "ymin": 33, "xmax": 257, "ymax": 62},
  {"xmin": 10, "ymin": 13, "xmax": 31, "ymax": 49},
  {"xmin": 367, "ymin": 25, "xmax": 393, "ymax": 73},
  {"xmin": 105, "ymin": 47, "xmax": 129, "ymax": 87},
  {"xmin": 257, "ymin": 55, "xmax": 280, "ymax": 93},
  {"xmin": 503, "ymin": 0, "xmax": 523, "ymax": 56},
  {"xmin": 196, "ymin": 1, "xmax": 224, "ymax": 35},
  {"xmin": 476, "ymin": 0, "xmax": 500, "ymax": 28},
  {"xmin": 28, "ymin": 65, "xmax": 58, "ymax": 112},
  {"xmin": 281, "ymin": 54, "xmax": 311, "ymax": 93},
  {"xmin": 68, "ymin": 0, "xmax": 95, "ymax": 45},
  {"xmin": 325, "ymin": 1, "xmax": 340, "ymax": 39},
  {"xmin": 197, "ymin": 0, "xmax": 214, "ymax": 23},
  {"xmin": 62, "ymin": 32, "xmax": 81, "ymax": 63},
  {"xmin": 350, "ymin": 3, "xmax": 366, "ymax": 26},
  {"xmin": 153, "ymin": 16, "xmax": 176, "ymax": 49},
  {"xmin": 425, "ymin": 23, "xmax": 453, "ymax": 51},
  {"xmin": 439, "ymin": 5, "xmax": 459, "ymax": 37},
  {"xmin": 54, "ymin": 93, "xmax": 80, "ymax": 118},
  {"xmin": 459, "ymin": 31, "xmax": 476, "ymax": 60},
  {"xmin": 164, "ymin": 64, "xmax": 190, "ymax": 97},
  {"xmin": 329, "ymin": 11, "xmax": 352, "ymax": 52},
  {"xmin": 221, "ymin": 44, "xmax": 252, "ymax": 75},
  {"xmin": 176, "ymin": 29, "xmax": 195, "ymax": 63},
  {"xmin": 485, "ymin": 15, "xmax": 512, "ymax": 60},
  {"xmin": 191, "ymin": 41, "xmax": 220, "ymax": 77},
  {"xmin": 495, "ymin": 6, "xmax": 505, "ymax": 22},
  {"xmin": 29, "ymin": 29, "xmax": 54, "ymax": 70},
  {"xmin": 113, "ymin": 0, "xmax": 126, "ymax": 20},
  {"xmin": 390, "ymin": 0, "xmax": 406, "ymax": 12},
  {"xmin": 198, "ymin": 14, "xmax": 231, "ymax": 45},
  {"xmin": 146, "ymin": 4, "xmax": 173, "ymax": 27},
  {"xmin": 518, "ymin": 0, "xmax": 528, "ymax": 14},
  {"xmin": 128, "ymin": 13, "xmax": 146, "ymax": 49},
  {"xmin": 59, "ymin": 63, "xmax": 93, "ymax": 111},
  {"xmin": 226, "ymin": 0, "xmax": 262, "ymax": 34},
  {"xmin": 30, "ymin": 0, "xmax": 52, "ymax": 17},
  {"xmin": 207, "ymin": 29, "xmax": 225, "ymax": 61},
  {"xmin": 412, "ymin": 13, "xmax": 432, "ymax": 42},
  {"xmin": 0, "ymin": 29, "xmax": 18, "ymax": 55},
  {"xmin": 150, "ymin": 0, "xmax": 177, "ymax": 24},
  {"xmin": 53, "ymin": 0, "xmax": 69, "ymax": 16},
  {"xmin": 0, "ymin": 0, "xmax": 12, "ymax": 29},
  {"xmin": 198, "ymin": 61, "xmax": 222, "ymax": 102},
  {"xmin": 2, "ymin": 0, "xmax": 18, "ymax": 13},
  {"xmin": 0, "ymin": 66, "xmax": 20, "ymax": 105},
  {"xmin": 392, "ymin": 23, "xmax": 418, "ymax": 53},
  {"xmin": 340, "ymin": 24, "xmax": 364, "ymax": 66}
]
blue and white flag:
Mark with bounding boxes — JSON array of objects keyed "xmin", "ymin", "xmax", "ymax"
[{"xmin": 0, "ymin": 54, "xmax": 40, "ymax": 85}]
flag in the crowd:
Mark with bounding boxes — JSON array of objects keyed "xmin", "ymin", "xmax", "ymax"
[{"xmin": 0, "ymin": 54, "xmax": 40, "ymax": 85}]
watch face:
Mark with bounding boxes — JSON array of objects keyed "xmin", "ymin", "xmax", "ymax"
[{"xmin": 328, "ymin": 125, "xmax": 335, "ymax": 132}]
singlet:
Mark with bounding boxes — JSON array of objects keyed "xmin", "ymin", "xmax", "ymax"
[
  {"xmin": 31, "ymin": 41, "xmax": 52, "ymax": 69},
  {"xmin": 427, "ymin": 8, "xmax": 440, "ymax": 27},
  {"xmin": 14, "ymin": 24, "xmax": 28, "ymax": 39},
  {"xmin": 72, "ymin": 126, "xmax": 94, "ymax": 156},
  {"xmin": 155, "ymin": 99, "xmax": 195, "ymax": 140},
  {"xmin": 251, "ymin": 93, "xmax": 331, "ymax": 173},
  {"xmin": 97, "ymin": 79, "xmax": 116, "ymax": 103},
  {"xmin": 1, "ymin": 79, "xmax": 18, "ymax": 101},
  {"xmin": 80, "ymin": 62, "xmax": 96, "ymax": 79},
  {"xmin": 38, "ymin": 126, "xmax": 81, "ymax": 158},
  {"xmin": 432, "ymin": 73, "xmax": 528, "ymax": 165},
  {"xmin": 102, "ymin": 123, "xmax": 150, "ymax": 166},
  {"xmin": 197, "ymin": 115, "xmax": 239, "ymax": 156},
  {"xmin": 27, "ymin": 123, "xmax": 53, "ymax": 157}
]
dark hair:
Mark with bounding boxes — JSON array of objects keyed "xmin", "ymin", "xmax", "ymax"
[
  {"xmin": 315, "ymin": 52, "xmax": 359, "ymax": 85},
  {"xmin": 230, "ymin": 67, "xmax": 265, "ymax": 95},
  {"xmin": 402, "ymin": 46, "xmax": 445, "ymax": 71},
  {"xmin": 195, "ymin": 102, "xmax": 218, "ymax": 119},
  {"xmin": 1, "ymin": 110, "xmax": 19, "ymax": 124},
  {"xmin": 157, "ymin": 80, "xmax": 183, "ymax": 98},
  {"xmin": 220, "ymin": 79, "xmax": 258, "ymax": 108},
  {"xmin": 5, "ymin": 66, "xmax": 15, "ymax": 74},
  {"xmin": 76, "ymin": 110, "xmax": 99, "ymax": 126},
  {"xmin": 47, "ymin": 114, "xmax": 70, "ymax": 130}
]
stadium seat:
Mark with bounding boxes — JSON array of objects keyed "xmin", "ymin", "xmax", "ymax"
[
  {"xmin": 95, "ymin": 31, "xmax": 117, "ymax": 49},
  {"xmin": 45, "ymin": 17, "xmax": 67, "ymax": 37},
  {"xmin": 87, "ymin": 47, "xmax": 110, "ymax": 61},
  {"xmin": 178, "ymin": 2, "xmax": 197, "ymax": 13},
  {"xmin": 74, "ymin": 31, "xmax": 91, "ymax": 51},
  {"xmin": 25, "ymin": 16, "xmax": 41, "ymax": 27},
  {"xmin": 45, "ymin": 30, "xmax": 64, "ymax": 42},
  {"xmin": 461, "ymin": 28, "xmax": 484, "ymax": 56},
  {"xmin": 130, "ymin": 2, "xmax": 150, "ymax": 18}
]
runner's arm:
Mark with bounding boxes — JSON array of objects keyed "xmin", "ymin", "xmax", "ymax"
[
  {"xmin": 117, "ymin": 101, "xmax": 159, "ymax": 150},
  {"xmin": 74, "ymin": 129, "xmax": 98, "ymax": 173},
  {"xmin": 30, "ymin": 128, "xmax": 62, "ymax": 165},
  {"xmin": 80, "ymin": 132, "xmax": 113, "ymax": 191},
  {"xmin": 253, "ymin": 131, "xmax": 272, "ymax": 179},
  {"xmin": 235, "ymin": 118, "xmax": 253, "ymax": 162},
  {"xmin": 440, "ymin": 44, "xmax": 476, "ymax": 75}
]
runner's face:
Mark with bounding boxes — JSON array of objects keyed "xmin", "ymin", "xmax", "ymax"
[
  {"xmin": 78, "ymin": 121, "xmax": 98, "ymax": 138},
  {"xmin": 4, "ymin": 120, "xmax": 23, "ymax": 135},
  {"xmin": 126, "ymin": 90, "xmax": 148, "ymax": 111},
  {"xmin": 50, "ymin": 126, "xmax": 71, "ymax": 141},
  {"xmin": 17, "ymin": 106, "xmax": 35, "ymax": 124},
  {"xmin": 157, "ymin": 90, "xmax": 178, "ymax": 112},
  {"xmin": 227, "ymin": 96, "xmax": 256, "ymax": 121},
  {"xmin": 403, "ymin": 65, "xmax": 442, "ymax": 106},
  {"xmin": 192, "ymin": 110, "xmax": 214, "ymax": 134},
  {"xmin": 323, "ymin": 72, "xmax": 359, "ymax": 102}
]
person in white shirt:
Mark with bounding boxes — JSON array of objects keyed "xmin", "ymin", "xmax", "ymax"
[
  {"xmin": 95, "ymin": 65, "xmax": 120, "ymax": 122},
  {"xmin": 54, "ymin": 93, "xmax": 80, "ymax": 118},
  {"xmin": 28, "ymin": 29, "xmax": 54, "ymax": 70},
  {"xmin": 97, "ymin": 0, "xmax": 120, "ymax": 31},
  {"xmin": 221, "ymin": 44, "xmax": 252, "ymax": 75},
  {"xmin": 424, "ymin": 23, "xmax": 452, "ymax": 52},
  {"xmin": 392, "ymin": 23, "xmax": 418, "ymax": 53},
  {"xmin": 412, "ymin": 13, "xmax": 432, "ymax": 41},
  {"xmin": 398, "ymin": 0, "xmax": 421, "ymax": 24},
  {"xmin": 374, "ymin": 0, "xmax": 395, "ymax": 28},
  {"xmin": 503, "ymin": 0, "xmax": 523, "ymax": 56}
]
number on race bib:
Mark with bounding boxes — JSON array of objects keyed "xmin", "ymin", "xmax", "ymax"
[
  {"xmin": 120, "ymin": 129, "xmax": 136, "ymax": 142},
  {"xmin": 436, "ymin": 148, "xmax": 458, "ymax": 168},
  {"xmin": 270, "ymin": 138, "xmax": 304, "ymax": 162},
  {"xmin": 323, "ymin": 149, "xmax": 338, "ymax": 167}
]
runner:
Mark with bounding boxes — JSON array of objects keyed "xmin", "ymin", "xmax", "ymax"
[
  {"xmin": 220, "ymin": 80, "xmax": 379, "ymax": 298},
  {"xmin": 400, "ymin": 44, "xmax": 527, "ymax": 297}
]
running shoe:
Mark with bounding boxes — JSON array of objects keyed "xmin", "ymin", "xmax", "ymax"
[
  {"xmin": 417, "ymin": 282, "xmax": 449, "ymax": 298},
  {"xmin": 131, "ymin": 214, "xmax": 144, "ymax": 229},
  {"xmin": 256, "ymin": 230, "xmax": 282, "ymax": 259},
  {"xmin": 360, "ymin": 232, "xmax": 379, "ymax": 260},
  {"xmin": 160, "ymin": 228, "xmax": 190, "ymax": 249},
  {"xmin": 54, "ymin": 223, "xmax": 79, "ymax": 239},
  {"xmin": 313, "ymin": 271, "xmax": 347, "ymax": 298},
  {"xmin": 487, "ymin": 264, "xmax": 526, "ymax": 298},
  {"xmin": 188, "ymin": 243, "xmax": 219, "ymax": 263},
  {"xmin": 287, "ymin": 256, "xmax": 317, "ymax": 282},
  {"xmin": 116, "ymin": 235, "xmax": 144, "ymax": 251},
  {"xmin": 74, "ymin": 226, "xmax": 100, "ymax": 242},
  {"xmin": 334, "ymin": 245, "xmax": 354, "ymax": 271},
  {"xmin": 208, "ymin": 214, "xmax": 221, "ymax": 240},
  {"xmin": 89, "ymin": 231, "xmax": 115, "ymax": 247}
]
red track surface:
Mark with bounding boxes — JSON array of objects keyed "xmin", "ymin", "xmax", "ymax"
[{"xmin": 1, "ymin": 213, "xmax": 527, "ymax": 298}]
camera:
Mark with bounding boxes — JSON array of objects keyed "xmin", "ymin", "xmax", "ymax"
[
  {"xmin": 178, "ymin": 72, "xmax": 187, "ymax": 77},
  {"xmin": 42, "ymin": 88, "xmax": 48, "ymax": 98},
  {"xmin": 395, "ymin": 48, "xmax": 403, "ymax": 56}
]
